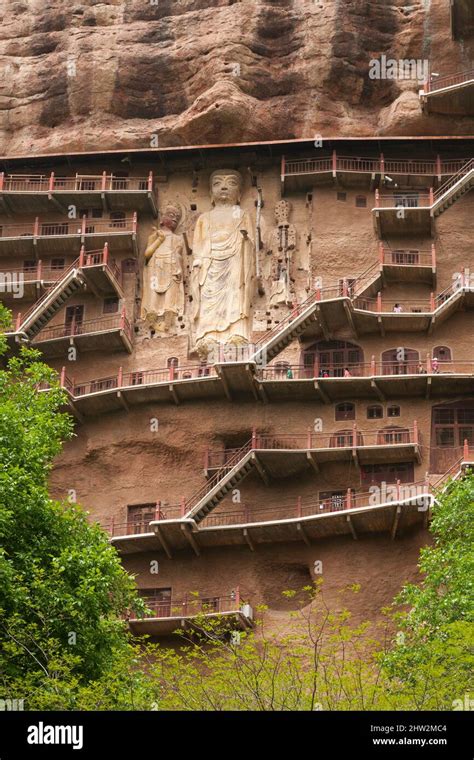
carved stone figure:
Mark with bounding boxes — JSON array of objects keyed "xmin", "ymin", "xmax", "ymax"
[
  {"xmin": 191, "ymin": 170, "xmax": 255, "ymax": 353},
  {"xmin": 141, "ymin": 203, "xmax": 185, "ymax": 329},
  {"xmin": 267, "ymin": 200, "xmax": 296, "ymax": 307}
]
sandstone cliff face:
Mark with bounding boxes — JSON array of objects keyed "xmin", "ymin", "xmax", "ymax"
[{"xmin": 0, "ymin": 0, "xmax": 472, "ymax": 154}]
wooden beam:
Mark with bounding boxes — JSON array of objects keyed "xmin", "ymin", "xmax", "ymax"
[
  {"xmin": 343, "ymin": 301, "xmax": 358, "ymax": 337},
  {"xmin": 154, "ymin": 527, "xmax": 173, "ymax": 559},
  {"xmin": 370, "ymin": 379, "xmax": 385, "ymax": 401},
  {"xmin": 390, "ymin": 505, "xmax": 401, "ymax": 540},
  {"xmin": 47, "ymin": 194, "xmax": 68, "ymax": 215},
  {"xmin": 246, "ymin": 364, "xmax": 259, "ymax": 401},
  {"xmin": 252, "ymin": 452, "xmax": 270, "ymax": 485},
  {"xmin": 181, "ymin": 523, "xmax": 200, "ymax": 556},
  {"xmin": 346, "ymin": 514, "xmax": 357, "ymax": 540},
  {"xmin": 116, "ymin": 390, "xmax": 129, "ymax": 412},
  {"xmin": 377, "ymin": 315, "xmax": 385, "ymax": 337},
  {"xmin": 101, "ymin": 192, "xmax": 110, "ymax": 213},
  {"xmin": 243, "ymin": 527, "xmax": 255, "ymax": 552},
  {"xmin": 306, "ymin": 450, "xmax": 319, "ymax": 473},
  {"xmin": 296, "ymin": 522, "xmax": 311, "ymax": 546},
  {"xmin": 425, "ymin": 376, "xmax": 432, "ymax": 400},
  {"xmin": 68, "ymin": 400, "xmax": 84, "ymax": 424},
  {"xmin": 317, "ymin": 305, "xmax": 331, "ymax": 340},
  {"xmin": 257, "ymin": 382, "xmax": 269, "ymax": 404},
  {"xmin": 217, "ymin": 366, "xmax": 232, "ymax": 400},
  {"xmin": 314, "ymin": 380, "xmax": 330, "ymax": 404},
  {"xmin": 169, "ymin": 383, "xmax": 180, "ymax": 405}
]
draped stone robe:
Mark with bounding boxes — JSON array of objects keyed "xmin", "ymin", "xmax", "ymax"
[
  {"xmin": 191, "ymin": 206, "xmax": 255, "ymax": 344},
  {"xmin": 141, "ymin": 228, "xmax": 185, "ymax": 320}
]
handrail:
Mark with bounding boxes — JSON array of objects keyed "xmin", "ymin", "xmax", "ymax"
[
  {"xmin": 425, "ymin": 68, "xmax": 474, "ymax": 93},
  {"xmin": 0, "ymin": 172, "xmax": 153, "ymax": 193},
  {"xmin": 185, "ymin": 439, "xmax": 254, "ymax": 512},
  {"xmin": 283, "ymin": 154, "xmax": 472, "ymax": 178},
  {"xmin": 434, "ymin": 159, "xmax": 474, "ymax": 200},
  {"xmin": 130, "ymin": 592, "xmax": 243, "ymax": 620},
  {"xmin": 33, "ymin": 313, "xmax": 132, "ymax": 343}
]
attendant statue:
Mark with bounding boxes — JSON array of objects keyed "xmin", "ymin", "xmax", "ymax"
[
  {"xmin": 141, "ymin": 203, "xmax": 185, "ymax": 330},
  {"xmin": 191, "ymin": 170, "xmax": 255, "ymax": 354},
  {"xmin": 267, "ymin": 200, "xmax": 296, "ymax": 308}
]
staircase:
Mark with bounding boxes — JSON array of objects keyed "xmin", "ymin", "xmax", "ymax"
[
  {"xmin": 432, "ymin": 159, "xmax": 474, "ymax": 217},
  {"xmin": 184, "ymin": 441, "xmax": 255, "ymax": 523},
  {"xmin": 15, "ymin": 259, "xmax": 85, "ymax": 339}
]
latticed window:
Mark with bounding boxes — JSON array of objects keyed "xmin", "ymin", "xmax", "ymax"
[
  {"xmin": 335, "ymin": 402, "xmax": 355, "ymax": 421},
  {"xmin": 127, "ymin": 504, "xmax": 156, "ymax": 534},
  {"xmin": 367, "ymin": 405, "xmax": 383, "ymax": 419}
]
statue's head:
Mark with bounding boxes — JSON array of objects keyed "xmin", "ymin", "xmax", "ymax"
[
  {"xmin": 210, "ymin": 170, "xmax": 243, "ymax": 206},
  {"xmin": 160, "ymin": 203, "xmax": 182, "ymax": 231}
]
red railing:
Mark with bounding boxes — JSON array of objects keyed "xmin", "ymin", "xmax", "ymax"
[
  {"xmin": 202, "ymin": 481, "xmax": 432, "ymax": 527},
  {"xmin": 380, "ymin": 245, "xmax": 435, "ymax": 268},
  {"xmin": 425, "ymin": 68, "xmax": 474, "ymax": 93},
  {"xmin": 433, "ymin": 159, "xmax": 474, "ymax": 201},
  {"xmin": 258, "ymin": 360, "xmax": 474, "ymax": 380},
  {"xmin": 353, "ymin": 296, "xmax": 433, "ymax": 312},
  {"xmin": 130, "ymin": 591, "xmax": 242, "ymax": 620},
  {"xmin": 283, "ymin": 153, "xmax": 471, "ymax": 178},
  {"xmin": 205, "ymin": 426, "xmax": 419, "ymax": 469},
  {"xmin": 32, "ymin": 311, "xmax": 133, "ymax": 344},
  {"xmin": 71, "ymin": 364, "xmax": 218, "ymax": 397},
  {"xmin": 0, "ymin": 172, "xmax": 154, "ymax": 193},
  {"xmin": 0, "ymin": 215, "xmax": 137, "ymax": 240},
  {"xmin": 374, "ymin": 190, "xmax": 433, "ymax": 209},
  {"xmin": 186, "ymin": 440, "xmax": 254, "ymax": 512},
  {"xmin": 15, "ymin": 246, "xmax": 122, "ymax": 330}
]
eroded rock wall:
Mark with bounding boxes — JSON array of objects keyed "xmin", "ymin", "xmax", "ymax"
[{"xmin": 0, "ymin": 0, "xmax": 472, "ymax": 156}]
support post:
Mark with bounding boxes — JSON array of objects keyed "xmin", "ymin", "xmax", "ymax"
[
  {"xmin": 307, "ymin": 426, "xmax": 312, "ymax": 449},
  {"xmin": 49, "ymin": 172, "xmax": 55, "ymax": 192}
]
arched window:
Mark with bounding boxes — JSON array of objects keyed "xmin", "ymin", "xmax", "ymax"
[
  {"xmin": 302, "ymin": 340, "xmax": 364, "ymax": 378},
  {"xmin": 433, "ymin": 346, "xmax": 452, "ymax": 362},
  {"xmin": 330, "ymin": 429, "xmax": 364, "ymax": 448},
  {"xmin": 367, "ymin": 405, "xmax": 383, "ymax": 419},
  {"xmin": 335, "ymin": 402, "xmax": 355, "ymax": 421},
  {"xmin": 377, "ymin": 426, "xmax": 409, "ymax": 445},
  {"xmin": 381, "ymin": 348, "xmax": 419, "ymax": 375}
]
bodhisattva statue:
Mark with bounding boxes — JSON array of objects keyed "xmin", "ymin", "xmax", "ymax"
[
  {"xmin": 141, "ymin": 203, "xmax": 185, "ymax": 330},
  {"xmin": 191, "ymin": 170, "xmax": 255, "ymax": 354}
]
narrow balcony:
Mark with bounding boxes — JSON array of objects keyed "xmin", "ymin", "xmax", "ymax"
[
  {"xmin": 0, "ymin": 172, "xmax": 157, "ymax": 216},
  {"xmin": 107, "ymin": 448, "xmax": 472, "ymax": 558},
  {"xmin": 257, "ymin": 359, "xmax": 474, "ymax": 403},
  {"xmin": 420, "ymin": 68, "xmax": 474, "ymax": 115},
  {"xmin": 0, "ymin": 214, "xmax": 138, "ymax": 256},
  {"xmin": 281, "ymin": 152, "xmax": 470, "ymax": 193},
  {"xmin": 31, "ymin": 310, "xmax": 133, "ymax": 358},
  {"xmin": 127, "ymin": 589, "xmax": 254, "ymax": 637},
  {"xmin": 379, "ymin": 244, "xmax": 436, "ymax": 286},
  {"xmin": 205, "ymin": 427, "xmax": 422, "ymax": 481},
  {"xmin": 0, "ymin": 261, "xmax": 63, "ymax": 301},
  {"xmin": 69, "ymin": 364, "xmax": 222, "ymax": 416}
]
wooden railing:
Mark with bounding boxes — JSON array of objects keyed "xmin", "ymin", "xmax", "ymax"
[
  {"xmin": 283, "ymin": 153, "xmax": 471, "ymax": 178},
  {"xmin": 0, "ymin": 214, "xmax": 137, "ymax": 239},
  {"xmin": 129, "ymin": 590, "xmax": 243, "ymax": 620},
  {"xmin": 425, "ymin": 68, "xmax": 474, "ymax": 93},
  {"xmin": 32, "ymin": 310, "xmax": 133, "ymax": 344},
  {"xmin": 205, "ymin": 426, "xmax": 419, "ymax": 469},
  {"xmin": 0, "ymin": 172, "xmax": 154, "ymax": 193},
  {"xmin": 258, "ymin": 360, "xmax": 474, "ymax": 380}
]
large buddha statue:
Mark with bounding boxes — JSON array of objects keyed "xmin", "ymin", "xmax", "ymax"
[
  {"xmin": 141, "ymin": 203, "xmax": 185, "ymax": 330},
  {"xmin": 191, "ymin": 170, "xmax": 255, "ymax": 353}
]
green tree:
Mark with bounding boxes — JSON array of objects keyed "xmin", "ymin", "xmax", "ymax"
[
  {"xmin": 384, "ymin": 471, "xmax": 474, "ymax": 708},
  {"xmin": 0, "ymin": 304, "xmax": 145, "ymax": 703}
]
